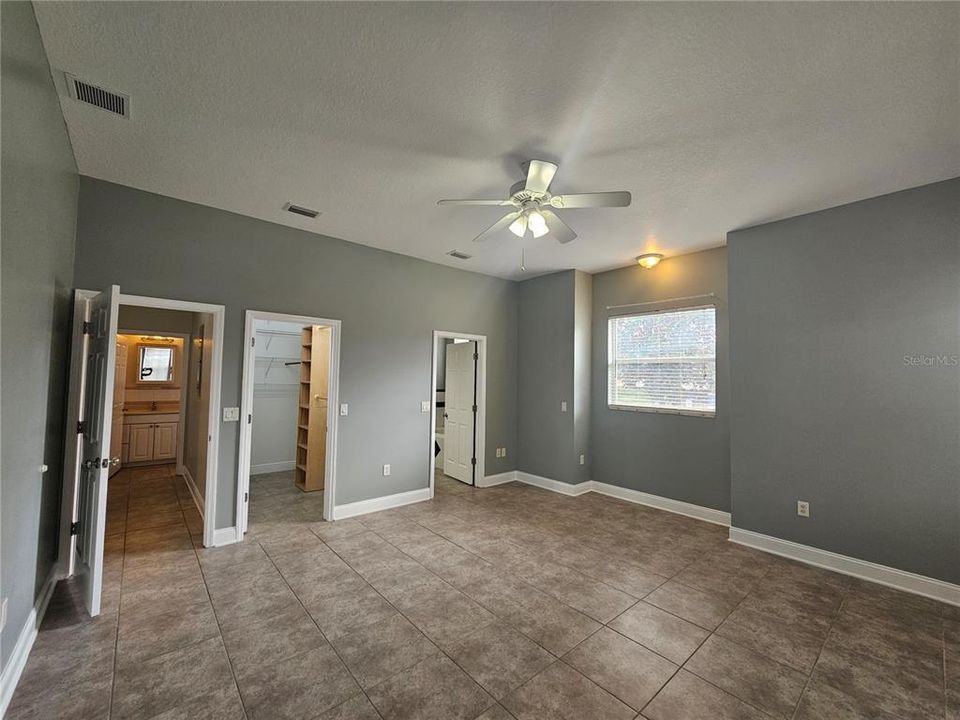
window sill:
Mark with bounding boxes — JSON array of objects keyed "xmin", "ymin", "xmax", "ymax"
[{"xmin": 608, "ymin": 404, "xmax": 715, "ymax": 418}]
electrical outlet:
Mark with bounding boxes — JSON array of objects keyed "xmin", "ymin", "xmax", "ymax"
[
  {"xmin": 495, "ymin": 448, "xmax": 501, "ymax": 458},
  {"xmin": 420, "ymin": 401, "xmax": 430, "ymax": 413},
  {"xmin": 579, "ymin": 453, "xmax": 585, "ymax": 465},
  {"xmin": 382, "ymin": 464, "xmax": 391, "ymax": 476},
  {"xmin": 340, "ymin": 403, "xmax": 348, "ymax": 416},
  {"xmin": 797, "ymin": 500, "xmax": 810, "ymax": 518},
  {"xmin": 560, "ymin": 401, "xmax": 568, "ymax": 412},
  {"xmin": 222, "ymin": 407, "xmax": 240, "ymax": 422}
]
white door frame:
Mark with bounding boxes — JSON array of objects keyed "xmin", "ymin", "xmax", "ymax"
[
  {"xmin": 116, "ymin": 328, "xmax": 191, "ymax": 482},
  {"xmin": 60, "ymin": 290, "xmax": 225, "ymax": 576},
  {"xmin": 237, "ymin": 310, "xmax": 341, "ymax": 530},
  {"xmin": 429, "ymin": 331, "xmax": 486, "ymax": 496}
]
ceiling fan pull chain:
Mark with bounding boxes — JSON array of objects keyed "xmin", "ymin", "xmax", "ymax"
[{"xmin": 520, "ymin": 244, "xmax": 525, "ymax": 272}]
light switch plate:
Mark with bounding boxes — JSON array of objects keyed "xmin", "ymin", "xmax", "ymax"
[
  {"xmin": 383, "ymin": 464, "xmax": 391, "ymax": 476},
  {"xmin": 421, "ymin": 401, "xmax": 430, "ymax": 413},
  {"xmin": 560, "ymin": 401, "xmax": 568, "ymax": 412},
  {"xmin": 501, "ymin": 447, "xmax": 507, "ymax": 457},
  {"xmin": 495, "ymin": 448, "xmax": 501, "ymax": 458},
  {"xmin": 222, "ymin": 407, "xmax": 240, "ymax": 422},
  {"xmin": 340, "ymin": 404, "xmax": 348, "ymax": 416}
]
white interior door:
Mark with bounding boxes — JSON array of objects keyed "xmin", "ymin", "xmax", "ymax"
[
  {"xmin": 443, "ymin": 341, "xmax": 476, "ymax": 484},
  {"xmin": 75, "ymin": 285, "xmax": 119, "ymax": 616}
]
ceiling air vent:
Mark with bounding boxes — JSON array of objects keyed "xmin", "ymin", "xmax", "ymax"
[
  {"xmin": 447, "ymin": 250, "xmax": 472, "ymax": 260},
  {"xmin": 65, "ymin": 74, "xmax": 129, "ymax": 118},
  {"xmin": 284, "ymin": 203, "xmax": 320, "ymax": 219}
]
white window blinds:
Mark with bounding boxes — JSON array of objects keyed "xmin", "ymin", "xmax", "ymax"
[{"xmin": 607, "ymin": 306, "xmax": 716, "ymax": 416}]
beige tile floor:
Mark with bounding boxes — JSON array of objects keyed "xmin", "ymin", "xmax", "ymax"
[{"xmin": 7, "ymin": 465, "xmax": 959, "ymax": 719}]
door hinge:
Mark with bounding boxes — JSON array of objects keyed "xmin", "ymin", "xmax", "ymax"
[
  {"xmin": 472, "ymin": 405, "xmax": 477, "ymax": 413},
  {"xmin": 77, "ymin": 420, "xmax": 88, "ymax": 434},
  {"xmin": 70, "ymin": 521, "xmax": 80, "ymax": 536},
  {"xmin": 471, "ymin": 457, "xmax": 477, "ymax": 466},
  {"xmin": 248, "ymin": 414, "xmax": 252, "ymax": 424},
  {"xmin": 251, "ymin": 337, "xmax": 256, "ymax": 347},
  {"xmin": 473, "ymin": 352, "xmax": 479, "ymax": 360},
  {"xmin": 244, "ymin": 492, "xmax": 249, "ymax": 502},
  {"xmin": 81, "ymin": 321, "xmax": 92, "ymax": 335}
]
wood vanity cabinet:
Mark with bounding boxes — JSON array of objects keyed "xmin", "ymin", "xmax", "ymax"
[{"xmin": 124, "ymin": 415, "xmax": 179, "ymax": 464}]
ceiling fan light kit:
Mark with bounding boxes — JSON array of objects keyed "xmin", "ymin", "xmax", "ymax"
[{"xmin": 438, "ymin": 159, "xmax": 632, "ymax": 247}]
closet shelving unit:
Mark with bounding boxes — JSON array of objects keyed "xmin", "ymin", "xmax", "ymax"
[{"xmin": 296, "ymin": 325, "xmax": 330, "ymax": 492}]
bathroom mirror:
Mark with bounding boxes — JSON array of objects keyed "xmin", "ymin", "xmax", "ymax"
[{"xmin": 138, "ymin": 344, "xmax": 174, "ymax": 383}]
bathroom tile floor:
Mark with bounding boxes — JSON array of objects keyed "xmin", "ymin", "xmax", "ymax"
[{"xmin": 8, "ymin": 465, "xmax": 958, "ymax": 719}]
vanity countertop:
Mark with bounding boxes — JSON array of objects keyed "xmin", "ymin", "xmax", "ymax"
[{"xmin": 124, "ymin": 403, "xmax": 180, "ymax": 416}]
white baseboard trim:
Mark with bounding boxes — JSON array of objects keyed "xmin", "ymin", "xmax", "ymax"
[
  {"xmin": 333, "ymin": 487, "xmax": 432, "ymax": 520},
  {"xmin": 0, "ymin": 568, "xmax": 59, "ymax": 716},
  {"xmin": 515, "ymin": 471, "xmax": 593, "ymax": 496},
  {"xmin": 478, "ymin": 471, "xmax": 518, "ymax": 488},
  {"xmin": 250, "ymin": 460, "xmax": 296, "ymax": 476},
  {"xmin": 510, "ymin": 472, "xmax": 731, "ymax": 526},
  {"xmin": 181, "ymin": 466, "xmax": 205, "ymax": 517},
  {"xmin": 211, "ymin": 527, "xmax": 240, "ymax": 547},
  {"xmin": 729, "ymin": 527, "xmax": 960, "ymax": 607},
  {"xmin": 591, "ymin": 481, "xmax": 731, "ymax": 527}
]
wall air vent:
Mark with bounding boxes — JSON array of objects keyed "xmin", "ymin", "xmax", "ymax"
[
  {"xmin": 284, "ymin": 203, "xmax": 320, "ymax": 219},
  {"xmin": 447, "ymin": 250, "xmax": 472, "ymax": 260},
  {"xmin": 65, "ymin": 74, "xmax": 129, "ymax": 118}
]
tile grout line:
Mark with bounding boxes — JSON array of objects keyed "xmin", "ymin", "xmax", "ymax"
[
  {"xmin": 105, "ymin": 477, "xmax": 130, "ymax": 720},
  {"xmin": 786, "ymin": 584, "xmax": 850, "ymax": 720},
  {"xmin": 189, "ymin": 503, "xmax": 252, "ymax": 720},
  {"xmin": 304, "ymin": 526, "xmax": 502, "ymax": 717},
  {"xmin": 360, "ymin": 504, "xmax": 722, "ymax": 717},
  {"xmin": 639, "ymin": 562, "xmax": 778, "ymax": 720},
  {"xmin": 254, "ymin": 533, "xmax": 388, "ymax": 720}
]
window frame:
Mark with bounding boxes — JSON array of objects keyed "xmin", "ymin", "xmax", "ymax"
[
  {"xmin": 607, "ymin": 303, "xmax": 717, "ymax": 418},
  {"xmin": 136, "ymin": 342, "xmax": 176, "ymax": 385}
]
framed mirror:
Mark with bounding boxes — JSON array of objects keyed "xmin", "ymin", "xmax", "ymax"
[{"xmin": 138, "ymin": 344, "xmax": 175, "ymax": 383}]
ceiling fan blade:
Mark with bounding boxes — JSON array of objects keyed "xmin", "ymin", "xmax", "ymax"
[
  {"xmin": 438, "ymin": 199, "xmax": 512, "ymax": 206},
  {"xmin": 550, "ymin": 191, "xmax": 632, "ymax": 209},
  {"xmin": 473, "ymin": 211, "xmax": 520, "ymax": 243},
  {"xmin": 541, "ymin": 209, "xmax": 577, "ymax": 244},
  {"xmin": 524, "ymin": 160, "xmax": 558, "ymax": 194}
]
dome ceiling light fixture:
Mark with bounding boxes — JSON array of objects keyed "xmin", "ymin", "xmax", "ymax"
[{"xmin": 636, "ymin": 253, "xmax": 664, "ymax": 269}]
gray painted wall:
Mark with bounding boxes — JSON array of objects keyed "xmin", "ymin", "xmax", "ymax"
[
  {"xmin": 590, "ymin": 248, "xmax": 730, "ymax": 511},
  {"xmin": 118, "ymin": 305, "xmax": 195, "ymax": 335},
  {"xmin": 728, "ymin": 178, "xmax": 960, "ymax": 584},
  {"xmin": 572, "ymin": 271, "xmax": 592, "ymax": 484},
  {"xmin": 517, "ymin": 270, "xmax": 584, "ymax": 484},
  {"xmin": 1, "ymin": 1, "xmax": 78, "ymax": 668},
  {"xmin": 74, "ymin": 178, "xmax": 518, "ymax": 527}
]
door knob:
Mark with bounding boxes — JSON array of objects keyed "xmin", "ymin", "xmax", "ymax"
[
  {"xmin": 83, "ymin": 457, "xmax": 100, "ymax": 469},
  {"xmin": 443, "ymin": 412, "xmax": 449, "ymax": 418},
  {"xmin": 111, "ymin": 457, "xmax": 120, "ymax": 467}
]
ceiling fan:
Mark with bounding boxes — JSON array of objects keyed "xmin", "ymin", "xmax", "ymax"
[{"xmin": 437, "ymin": 160, "xmax": 631, "ymax": 245}]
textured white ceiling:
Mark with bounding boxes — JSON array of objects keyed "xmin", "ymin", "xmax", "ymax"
[{"xmin": 34, "ymin": 2, "xmax": 959, "ymax": 279}]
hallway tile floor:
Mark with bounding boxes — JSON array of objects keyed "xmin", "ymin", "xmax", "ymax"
[{"xmin": 7, "ymin": 466, "xmax": 959, "ymax": 719}]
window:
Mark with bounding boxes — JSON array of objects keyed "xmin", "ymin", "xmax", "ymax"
[
  {"xmin": 608, "ymin": 306, "xmax": 716, "ymax": 416},
  {"xmin": 138, "ymin": 345, "xmax": 174, "ymax": 382}
]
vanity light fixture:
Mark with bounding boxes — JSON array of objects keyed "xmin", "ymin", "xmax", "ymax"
[
  {"xmin": 636, "ymin": 253, "xmax": 663, "ymax": 269},
  {"xmin": 140, "ymin": 335, "xmax": 175, "ymax": 343}
]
